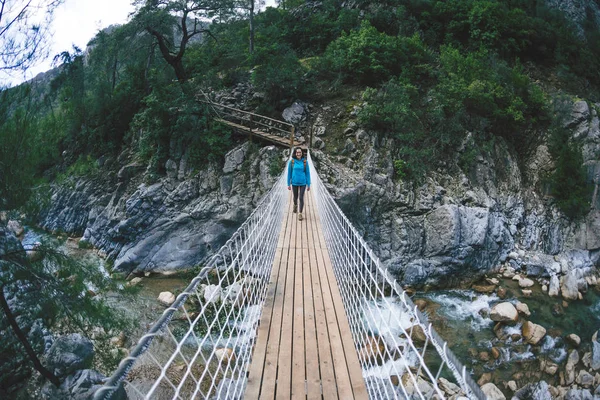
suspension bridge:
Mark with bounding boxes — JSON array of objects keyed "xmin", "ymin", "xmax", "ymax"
[{"xmin": 93, "ymin": 107, "xmax": 486, "ymax": 399}]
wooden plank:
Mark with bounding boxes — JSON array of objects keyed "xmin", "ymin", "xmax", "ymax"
[
  {"xmin": 303, "ymin": 198, "xmax": 322, "ymax": 399},
  {"xmin": 246, "ymin": 201, "xmax": 294, "ymax": 399},
  {"xmin": 202, "ymin": 101, "xmax": 294, "ymax": 129},
  {"xmin": 245, "ymin": 202, "xmax": 293, "ymax": 400},
  {"xmin": 275, "ymin": 209, "xmax": 297, "ymax": 399},
  {"xmin": 311, "ymin": 197, "xmax": 368, "ymax": 400},
  {"xmin": 215, "ymin": 119, "xmax": 303, "ymax": 148},
  {"xmin": 291, "ymin": 213, "xmax": 305, "ymax": 398},
  {"xmin": 307, "ymin": 202, "xmax": 338, "ymax": 399},
  {"xmin": 314, "ymin": 245, "xmax": 354, "ymax": 400}
]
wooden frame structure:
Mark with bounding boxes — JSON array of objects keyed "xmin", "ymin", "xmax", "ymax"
[{"xmin": 199, "ymin": 100, "xmax": 304, "ymax": 149}]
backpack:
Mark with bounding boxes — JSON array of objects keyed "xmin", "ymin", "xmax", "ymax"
[{"xmin": 291, "ymin": 158, "xmax": 306, "ymax": 172}]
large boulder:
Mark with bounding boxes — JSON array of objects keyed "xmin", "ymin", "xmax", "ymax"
[
  {"xmin": 282, "ymin": 101, "xmax": 307, "ymax": 124},
  {"xmin": 561, "ymin": 271, "xmax": 581, "ymax": 300},
  {"xmin": 481, "ymin": 382, "xmax": 506, "ymax": 400},
  {"xmin": 44, "ymin": 334, "xmax": 94, "ymax": 378},
  {"xmin": 41, "ymin": 369, "xmax": 126, "ymax": 400},
  {"xmin": 7, "ymin": 220, "xmax": 24, "ymax": 236},
  {"xmin": 490, "ymin": 302, "xmax": 519, "ymax": 323},
  {"xmin": 548, "ymin": 275, "xmax": 560, "ymax": 297},
  {"xmin": 513, "ymin": 381, "xmax": 552, "ymax": 400},
  {"xmin": 592, "ymin": 330, "xmax": 600, "ymax": 371},
  {"xmin": 564, "ymin": 388, "xmax": 594, "ymax": 400},
  {"xmin": 565, "ymin": 349, "xmax": 580, "ymax": 385},
  {"xmin": 522, "ymin": 321, "xmax": 547, "ymax": 345}
]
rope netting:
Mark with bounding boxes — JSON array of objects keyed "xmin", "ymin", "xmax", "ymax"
[
  {"xmin": 93, "ymin": 170, "xmax": 288, "ymax": 400},
  {"xmin": 308, "ymin": 152, "xmax": 485, "ymax": 400},
  {"xmin": 94, "ymin": 150, "xmax": 485, "ymax": 400}
]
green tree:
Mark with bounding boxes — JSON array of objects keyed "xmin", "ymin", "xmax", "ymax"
[
  {"xmin": 0, "ymin": 238, "xmax": 130, "ymax": 390},
  {"xmin": 0, "ymin": 0, "xmax": 64, "ymax": 81},
  {"xmin": 132, "ymin": 0, "xmax": 234, "ymax": 85},
  {"xmin": 547, "ymin": 98, "xmax": 592, "ymax": 219}
]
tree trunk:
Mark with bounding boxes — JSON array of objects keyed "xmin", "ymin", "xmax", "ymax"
[
  {"xmin": 172, "ymin": 58, "xmax": 187, "ymax": 85},
  {"xmin": 146, "ymin": 26, "xmax": 188, "ymax": 85},
  {"xmin": 0, "ymin": 284, "xmax": 60, "ymax": 387},
  {"xmin": 249, "ymin": 0, "xmax": 255, "ymax": 54}
]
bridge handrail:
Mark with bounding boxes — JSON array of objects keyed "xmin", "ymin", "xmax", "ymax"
[
  {"xmin": 198, "ymin": 99, "xmax": 296, "ymax": 139},
  {"xmin": 93, "ymin": 169, "xmax": 289, "ymax": 400},
  {"xmin": 308, "ymin": 151, "xmax": 486, "ymax": 400}
]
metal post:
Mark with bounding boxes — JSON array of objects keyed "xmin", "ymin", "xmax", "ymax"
[
  {"xmin": 290, "ymin": 126, "xmax": 295, "ymax": 150},
  {"xmin": 249, "ymin": 114, "xmax": 253, "ymax": 143}
]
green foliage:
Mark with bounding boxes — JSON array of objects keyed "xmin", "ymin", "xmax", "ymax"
[
  {"xmin": 410, "ymin": 0, "xmax": 600, "ymax": 93},
  {"xmin": 0, "ymin": 241, "xmax": 133, "ymax": 382},
  {"xmin": 253, "ymin": 3, "xmax": 360, "ymax": 58},
  {"xmin": 0, "ymin": 89, "xmax": 38, "ymax": 210},
  {"xmin": 269, "ymin": 156, "xmax": 285, "ymax": 177},
  {"xmin": 434, "ymin": 46, "xmax": 548, "ymax": 146},
  {"xmin": 358, "ymin": 79, "xmax": 433, "ymax": 179},
  {"xmin": 393, "ymin": 159, "xmax": 408, "ymax": 180},
  {"xmin": 0, "ymin": 85, "xmax": 64, "ymax": 210},
  {"xmin": 546, "ymin": 97, "xmax": 592, "ymax": 219},
  {"xmin": 131, "ymin": 83, "xmax": 232, "ymax": 173},
  {"xmin": 251, "ymin": 43, "xmax": 307, "ymax": 104},
  {"xmin": 319, "ymin": 21, "xmax": 431, "ymax": 85},
  {"xmin": 66, "ymin": 155, "xmax": 99, "ymax": 177},
  {"xmin": 78, "ymin": 240, "xmax": 93, "ymax": 250}
]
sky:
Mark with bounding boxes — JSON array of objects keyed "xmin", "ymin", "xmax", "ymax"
[
  {"xmin": 4, "ymin": 0, "xmax": 279, "ymax": 87},
  {"xmin": 5, "ymin": 0, "xmax": 135, "ymax": 87}
]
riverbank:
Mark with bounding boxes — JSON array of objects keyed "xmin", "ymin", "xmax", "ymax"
[{"xmin": 414, "ymin": 264, "xmax": 600, "ymax": 398}]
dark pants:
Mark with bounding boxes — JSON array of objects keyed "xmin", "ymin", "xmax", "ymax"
[{"xmin": 292, "ymin": 185, "xmax": 306, "ymax": 213}]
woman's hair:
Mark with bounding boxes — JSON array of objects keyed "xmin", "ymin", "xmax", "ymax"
[{"xmin": 293, "ymin": 147, "xmax": 303, "ymax": 160}]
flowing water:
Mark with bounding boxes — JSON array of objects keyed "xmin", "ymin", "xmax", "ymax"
[
  {"xmin": 413, "ymin": 279, "xmax": 600, "ymax": 388},
  {"xmin": 20, "ymin": 228, "xmax": 600, "ymax": 393}
]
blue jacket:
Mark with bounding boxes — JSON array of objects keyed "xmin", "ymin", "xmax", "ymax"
[{"xmin": 287, "ymin": 157, "xmax": 311, "ymax": 186}]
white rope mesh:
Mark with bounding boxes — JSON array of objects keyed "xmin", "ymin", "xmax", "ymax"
[
  {"xmin": 308, "ymin": 151, "xmax": 485, "ymax": 400},
  {"xmin": 94, "ymin": 170, "xmax": 288, "ymax": 400},
  {"xmin": 94, "ymin": 151, "xmax": 485, "ymax": 400}
]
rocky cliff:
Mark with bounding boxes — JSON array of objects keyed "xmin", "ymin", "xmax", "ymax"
[
  {"xmin": 38, "ymin": 84, "xmax": 600, "ymax": 291},
  {"xmin": 39, "ymin": 143, "xmax": 282, "ymax": 276},
  {"xmin": 311, "ymin": 98, "xmax": 600, "ymax": 288}
]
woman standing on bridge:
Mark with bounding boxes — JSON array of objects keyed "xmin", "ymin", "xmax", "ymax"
[{"xmin": 287, "ymin": 147, "xmax": 311, "ymax": 221}]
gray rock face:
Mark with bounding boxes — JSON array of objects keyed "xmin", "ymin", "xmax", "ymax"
[
  {"xmin": 592, "ymin": 330, "xmax": 600, "ymax": 371},
  {"xmin": 513, "ymin": 381, "xmax": 552, "ymax": 400},
  {"xmin": 311, "ymin": 97, "xmax": 600, "ymax": 288},
  {"xmin": 282, "ymin": 101, "xmax": 307, "ymax": 124},
  {"xmin": 0, "ymin": 224, "xmax": 25, "ymax": 258},
  {"xmin": 564, "ymin": 388, "xmax": 594, "ymax": 400},
  {"xmin": 41, "ymin": 369, "xmax": 126, "ymax": 400},
  {"xmin": 44, "ymin": 334, "xmax": 94, "ymax": 378},
  {"xmin": 543, "ymin": 0, "xmax": 600, "ymax": 40},
  {"xmin": 39, "ymin": 145, "xmax": 283, "ymax": 274},
  {"xmin": 481, "ymin": 382, "xmax": 506, "ymax": 400},
  {"xmin": 37, "ymin": 96, "xmax": 600, "ymax": 288}
]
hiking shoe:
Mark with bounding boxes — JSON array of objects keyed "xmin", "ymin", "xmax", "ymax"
[
  {"xmin": 293, "ymin": 204, "xmax": 297, "ymax": 213},
  {"xmin": 298, "ymin": 213, "xmax": 303, "ymax": 221}
]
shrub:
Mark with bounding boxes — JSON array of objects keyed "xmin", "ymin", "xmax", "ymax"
[
  {"xmin": 358, "ymin": 78, "xmax": 435, "ymax": 180},
  {"xmin": 251, "ymin": 43, "xmax": 307, "ymax": 104},
  {"xmin": 130, "ymin": 84, "xmax": 232, "ymax": 174},
  {"xmin": 434, "ymin": 46, "xmax": 548, "ymax": 146},
  {"xmin": 320, "ymin": 21, "xmax": 431, "ymax": 85},
  {"xmin": 546, "ymin": 97, "xmax": 592, "ymax": 219}
]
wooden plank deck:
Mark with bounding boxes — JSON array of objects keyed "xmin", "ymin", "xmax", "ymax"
[
  {"xmin": 215, "ymin": 118, "xmax": 304, "ymax": 148},
  {"xmin": 245, "ymin": 190, "xmax": 368, "ymax": 400}
]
